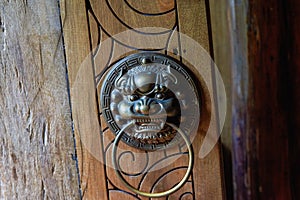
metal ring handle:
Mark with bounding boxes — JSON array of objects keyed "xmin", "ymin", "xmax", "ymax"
[{"xmin": 112, "ymin": 121, "xmax": 194, "ymax": 198}]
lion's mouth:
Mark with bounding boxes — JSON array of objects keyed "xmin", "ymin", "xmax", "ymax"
[
  {"xmin": 134, "ymin": 118, "xmax": 165, "ymax": 133},
  {"xmin": 123, "ymin": 118, "xmax": 177, "ymax": 145}
]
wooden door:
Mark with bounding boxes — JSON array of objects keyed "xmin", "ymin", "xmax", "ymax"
[{"xmin": 60, "ymin": 0, "xmax": 224, "ymax": 199}]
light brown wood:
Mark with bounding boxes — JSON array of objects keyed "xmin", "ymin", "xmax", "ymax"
[
  {"xmin": 60, "ymin": 0, "xmax": 108, "ymax": 199},
  {"xmin": 0, "ymin": 0, "xmax": 80, "ymax": 199},
  {"xmin": 171, "ymin": 1, "xmax": 224, "ymax": 199},
  {"xmin": 61, "ymin": 0, "xmax": 224, "ymax": 199},
  {"xmin": 209, "ymin": 0, "xmax": 232, "ymax": 152},
  {"xmin": 209, "ymin": 0, "xmax": 234, "ymax": 198}
]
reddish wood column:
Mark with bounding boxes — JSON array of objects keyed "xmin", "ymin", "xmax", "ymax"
[{"xmin": 230, "ymin": 0, "xmax": 299, "ymax": 199}]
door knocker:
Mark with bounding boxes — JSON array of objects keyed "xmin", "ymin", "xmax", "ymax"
[{"xmin": 100, "ymin": 52, "xmax": 200, "ymax": 197}]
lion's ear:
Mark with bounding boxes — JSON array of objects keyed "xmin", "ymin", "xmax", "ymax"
[
  {"xmin": 126, "ymin": 75, "xmax": 136, "ymax": 94},
  {"xmin": 115, "ymin": 68, "xmax": 126, "ymax": 89},
  {"xmin": 115, "ymin": 69, "xmax": 136, "ymax": 95}
]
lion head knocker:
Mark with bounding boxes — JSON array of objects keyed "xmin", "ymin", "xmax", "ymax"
[{"xmin": 101, "ymin": 53, "xmax": 200, "ymax": 150}]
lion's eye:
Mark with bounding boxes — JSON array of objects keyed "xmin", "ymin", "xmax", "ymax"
[
  {"xmin": 155, "ymin": 93, "xmax": 164, "ymax": 99},
  {"xmin": 161, "ymin": 86, "xmax": 167, "ymax": 92},
  {"xmin": 154, "ymin": 85, "xmax": 167, "ymax": 93},
  {"xmin": 129, "ymin": 94, "xmax": 138, "ymax": 101}
]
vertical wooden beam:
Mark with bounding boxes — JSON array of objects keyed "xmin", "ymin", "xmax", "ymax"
[
  {"xmin": 247, "ymin": 1, "xmax": 291, "ymax": 198},
  {"xmin": 0, "ymin": 0, "xmax": 80, "ymax": 199},
  {"xmin": 60, "ymin": 0, "xmax": 108, "ymax": 199},
  {"xmin": 229, "ymin": 1, "xmax": 256, "ymax": 199},
  {"xmin": 209, "ymin": 1, "xmax": 234, "ymax": 199}
]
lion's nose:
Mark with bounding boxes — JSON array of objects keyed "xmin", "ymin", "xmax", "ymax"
[
  {"xmin": 133, "ymin": 97, "xmax": 160, "ymax": 115},
  {"xmin": 134, "ymin": 104, "xmax": 150, "ymax": 115}
]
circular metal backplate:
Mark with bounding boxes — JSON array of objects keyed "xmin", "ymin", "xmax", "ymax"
[{"xmin": 100, "ymin": 52, "xmax": 200, "ymax": 151}]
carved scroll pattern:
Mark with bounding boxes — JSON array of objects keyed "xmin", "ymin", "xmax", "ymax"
[{"xmin": 85, "ymin": 0, "xmax": 196, "ymax": 199}]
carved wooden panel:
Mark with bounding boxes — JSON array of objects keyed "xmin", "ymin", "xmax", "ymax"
[{"xmin": 61, "ymin": 0, "xmax": 224, "ymax": 199}]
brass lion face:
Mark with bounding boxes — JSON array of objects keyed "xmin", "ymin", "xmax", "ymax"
[
  {"xmin": 101, "ymin": 53, "xmax": 200, "ymax": 150},
  {"xmin": 110, "ymin": 64, "xmax": 181, "ymax": 146}
]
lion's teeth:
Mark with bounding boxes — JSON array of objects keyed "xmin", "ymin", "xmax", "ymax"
[{"xmin": 160, "ymin": 123, "xmax": 164, "ymax": 128}]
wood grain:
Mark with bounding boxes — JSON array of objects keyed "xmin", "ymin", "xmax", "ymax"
[
  {"xmin": 228, "ymin": 1, "xmax": 258, "ymax": 199},
  {"xmin": 248, "ymin": 1, "xmax": 291, "ymax": 198},
  {"xmin": 60, "ymin": 0, "xmax": 108, "ymax": 199},
  {"xmin": 176, "ymin": 0, "xmax": 224, "ymax": 199},
  {"xmin": 0, "ymin": 0, "xmax": 80, "ymax": 199},
  {"xmin": 209, "ymin": 1, "xmax": 233, "ymax": 199}
]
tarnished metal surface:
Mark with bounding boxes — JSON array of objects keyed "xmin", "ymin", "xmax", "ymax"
[{"xmin": 101, "ymin": 52, "xmax": 200, "ymax": 151}]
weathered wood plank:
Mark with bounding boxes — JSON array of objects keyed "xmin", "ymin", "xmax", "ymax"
[
  {"xmin": 0, "ymin": 0, "xmax": 80, "ymax": 199},
  {"xmin": 229, "ymin": 1, "xmax": 259, "ymax": 199}
]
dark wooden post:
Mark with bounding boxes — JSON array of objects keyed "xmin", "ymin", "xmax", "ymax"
[
  {"xmin": 230, "ymin": 0, "xmax": 299, "ymax": 199},
  {"xmin": 286, "ymin": 0, "xmax": 300, "ymax": 198}
]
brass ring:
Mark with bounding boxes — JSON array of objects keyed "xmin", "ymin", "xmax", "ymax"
[{"xmin": 112, "ymin": 121, "xmax": 194, "ymax": 198}]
